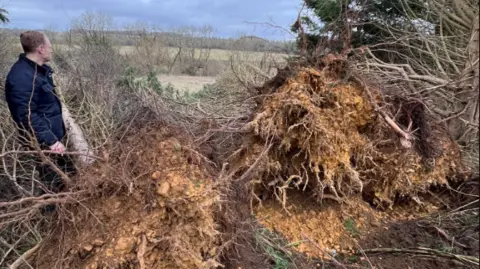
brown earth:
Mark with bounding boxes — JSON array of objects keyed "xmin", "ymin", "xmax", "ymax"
[
  {"xmin": 31, "ymin": 126, "xmax": 221, "ymax": 269},
  {"xmin": 254, "ymin": 187, "xmax": 478, "ymax": 269}
]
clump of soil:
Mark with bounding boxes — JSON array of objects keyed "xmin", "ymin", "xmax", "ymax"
[
  {"xmin": 33, "ymin": 126, "xmax": 221, "ymax": 269},
  {"xmin": 236, "ymin": 56, "xmax": 465, "ymax": 209}
]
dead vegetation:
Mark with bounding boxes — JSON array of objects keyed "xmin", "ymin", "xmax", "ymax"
[
  {"xmin": 29, "ymin": 125, "xmax": 221, "ymax": 269},
  {"xmin": 0, "ymin": 4, "xmax": 478, "ymax": 269}
]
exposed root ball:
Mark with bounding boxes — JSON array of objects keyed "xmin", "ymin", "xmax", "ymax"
[{"xmin": 236, "ymin": 58, "xmax": 465, "ymax": 209}]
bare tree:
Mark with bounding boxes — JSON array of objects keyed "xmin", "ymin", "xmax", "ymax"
[
  {"xmin": 167, "ymin": 27, "xmax": 187, "ymax": 74},
  {"xmin": 167, "ymin": 25, "xmax": 215, "ymax": 75},
  {"xmin": 71, "ymin": 11, "xmax": 114, "ymax": 48},
  {"xmin": 125, "ymin": 22, "xmax": 172, "ymax": 73},
  {"xmin": 184, "ymin": 25, "xmax": 215, "ymax": 75}
]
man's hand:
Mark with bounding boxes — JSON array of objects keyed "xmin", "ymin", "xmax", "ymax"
[{"xmin": 49, "ymin": 141, "xmax": 66, "ymax": 154}]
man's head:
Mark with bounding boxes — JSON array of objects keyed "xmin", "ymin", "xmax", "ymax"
[{"xmin": 20, "ymin": 31, "xmax": 52, "ymax": 64}]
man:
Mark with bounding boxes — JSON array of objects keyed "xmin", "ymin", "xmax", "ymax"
[{"xmin": 5, "ymin": 30, "xmax": 72, "ymax": 192}]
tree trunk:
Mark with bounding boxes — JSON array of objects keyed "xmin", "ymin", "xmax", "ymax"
[
  {"xmin": 62, "ymin": 105, "xmax": 96, "ymax": 166},
  {"xmin": 452, "ymin": 14, "xmax": 479, "ymax": 145},
  {"xmin": 169, "ymin": 47, "xmax": 182, "ymax": 74}
]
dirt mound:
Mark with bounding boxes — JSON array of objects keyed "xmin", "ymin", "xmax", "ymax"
[
  {"xmin": 33, "ymin": 126, "xmax": 221, "ymax": 269},
  {"xmin": 237, "ymin": 56, "xmax": 465, "ymax": 209}
]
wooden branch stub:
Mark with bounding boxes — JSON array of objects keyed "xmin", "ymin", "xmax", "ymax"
[{"xmin": 353, "ymin": 76, "xmax": 414, "ymax": 148}]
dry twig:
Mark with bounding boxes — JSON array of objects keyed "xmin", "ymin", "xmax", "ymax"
[
  {"xmin": 353, "ymin": 75, "xmax": 414, "ymax": 147},
  {"xmin": 8, "ymin": 242, "xmax": 40, "ymax": 269},
  {"xmin": 361, "ymin": 247, "xmax": 479, "ymax": 266}
]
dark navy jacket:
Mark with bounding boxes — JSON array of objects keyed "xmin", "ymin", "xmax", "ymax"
[{"xmin": 5, "ymin": 54, "xmax": 65, "ymax": 147}]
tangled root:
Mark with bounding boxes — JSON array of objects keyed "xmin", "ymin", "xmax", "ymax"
[{"xmin": 234, "ymin": 56, "xmax": 466, "ymax": 210}]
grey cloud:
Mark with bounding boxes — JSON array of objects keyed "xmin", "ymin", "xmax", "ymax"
[{"xmin": 3, "ymin": 0, "xmax": 302, "ymax": 39}]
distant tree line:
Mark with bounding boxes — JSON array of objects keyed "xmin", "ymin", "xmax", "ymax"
[{"xmin": 2, "ymin": 26, "xmax": 296, "ymax": 54}]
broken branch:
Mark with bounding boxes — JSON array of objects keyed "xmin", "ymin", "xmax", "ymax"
[{"xmin": 353, "ymin": 76, "xmax": 413, "ymax": 146}]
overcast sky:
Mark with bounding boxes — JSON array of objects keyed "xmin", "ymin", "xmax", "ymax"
[{"xmin": 1, "ymin": 0, "xmax": 302, "ymax": 40}]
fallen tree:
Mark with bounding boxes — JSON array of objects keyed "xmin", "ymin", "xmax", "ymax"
[{"xmin": 231, "ymin": 55, "xmax": 468, "ymax": 209}]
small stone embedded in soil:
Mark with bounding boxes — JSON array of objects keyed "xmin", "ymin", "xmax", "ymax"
[
  {"xmin": 85, "ymin": 262, "xmax": 98, "ymax": 269},
  {"xmin": 92, "ymin": 239, "xmax": 104, "ymax": 246},
  {"xmin": 146, "ymin": 230, "xmax": 155, "ymax": 238},
  {"xmin": 151, "ymin": 171, "xmax": 161, "ymax": 180},
  {"xmin": 114, "ymin": 237, "xmax": 136, "ymax": 254},
  {"xmin": 131, "ymin": 226, "xmax": 142, "ymax": 236},
  {"xmin": 83, "ymin": 244, "xmax": 94, "ymax": 252},
  {"xmin": 157, "ymin": 182, "xmax": 171, "ymax": 196}
]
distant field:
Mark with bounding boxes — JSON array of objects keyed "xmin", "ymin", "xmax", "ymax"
[
  {"xmin": 157, "ymin": 74, "xmax": 216, "ymax": 93},
  {"xmin": 34, "ymin": 44, "xmax": 288, "ymax": 62},
  {"xmin": 11, "ymin": 43, "xmax": 288, "ymax": 68},
  {"xmin": 117, "ymin": 45, "xmax": 288, "ymax": 62}
]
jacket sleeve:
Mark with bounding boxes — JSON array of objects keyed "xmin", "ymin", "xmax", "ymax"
[{"xmin": 6, "ymin": 79, "xmax": 59, "ymax": 146}]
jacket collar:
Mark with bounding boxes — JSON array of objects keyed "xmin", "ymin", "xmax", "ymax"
[{"xmin": 18, "ymin": 53, "xmax": 53, "ymax": 74}]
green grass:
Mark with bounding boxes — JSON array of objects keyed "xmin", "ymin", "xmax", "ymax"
[
  {"xmin": 347, "ymin": 255, "xmax": 360, "ymax": 263},
  {"xmin": 266, "ymin": 246, "xmax": 290, "ymax": 269},
  {"xmin": 254, "ymin": 228, "xmax": 295, "ymax": 269},
  {"xmin": 344, "ymin": 217, "xmax": 360, "ymax": 237},
  {"xmin": 173, "ymin": 143, "xmax": 181, "ymax": 152}
]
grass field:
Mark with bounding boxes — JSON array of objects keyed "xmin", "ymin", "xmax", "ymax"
[
  {"xmin": 117, "ymin": 45, "xmax": 288, "ymax": 62},
  {"xmin": 8, "ymin": 43, "xmax": 288, "ymax": 63},
  {"xmin": 157, "ymin": 74, "xmax": 216, "ymax": 93}
]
